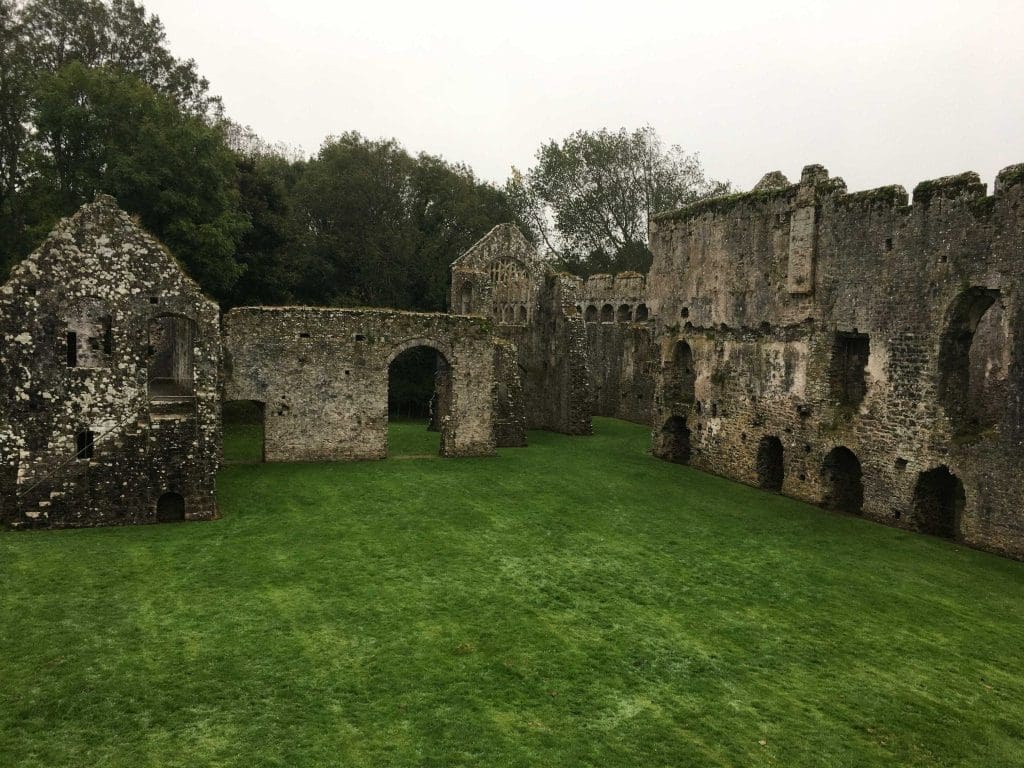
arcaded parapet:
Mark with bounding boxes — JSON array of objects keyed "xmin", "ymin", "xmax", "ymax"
[
  {"xmin": 648, "ymin": 162, "xmax": 1024, "ymax": 558},
  {"xmin": 574, "ymin": 271, "xmax": 656, "ymax": 425},
  {"xmin": 0, "ymin": 195, "xmax": 221, "ymax": 528},
  {"xmin": 223, "ymin": 307, "xmax": 498, "ymax": 461}
]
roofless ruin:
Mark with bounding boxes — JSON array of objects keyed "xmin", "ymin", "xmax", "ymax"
[{"xmin": 2, "ymin": 160, "xmax": 1023, "ymax": 558}]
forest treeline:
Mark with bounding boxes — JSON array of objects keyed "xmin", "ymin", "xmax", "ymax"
[{"xmin": 0, "ymin": 0, "xmax": 729, "ymax": 311}]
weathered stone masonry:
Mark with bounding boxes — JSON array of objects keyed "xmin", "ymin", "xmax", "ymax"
[
  {"xmin": 0, "ymin": 197, "xmax": 221, "ymax": 528},
  {"xmin": 222, "ymin": 307, "xmax": 499, "ymax": 461},
  {"xmin": 646, "ymin": 163, "xmax": 1024, "ymax": 558},
  {"xmin": 5, "ymin": 161, "xmax": 1023, "ymax": 562}
]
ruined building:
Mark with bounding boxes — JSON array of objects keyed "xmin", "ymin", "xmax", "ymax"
[
  {"xmin": 0, "ymin": 197, "xmax": 221, "ymax": 526},
  {"xmin": 449, "ymin": 162, "xmax": 1024, "ymax": 559},
  {"xmin": 2, "ymin": 162, "xmax": 1023, "ymax": 561}
]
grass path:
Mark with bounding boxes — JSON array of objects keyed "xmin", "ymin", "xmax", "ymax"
[{"xmin": 1, "ymin": 419, "xmax": 1022, "ymax": 767}]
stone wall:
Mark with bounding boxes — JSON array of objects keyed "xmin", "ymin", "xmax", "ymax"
[
  {"xmin": 223, "ymin": 307, "xmax": 498, "ymax": 461},
  {"xmin": 577, "ymin": 272, "xmax": 657, "ymax": 425},
  {"xmin": 0, "ymin": 196, "xmax": 221, "ymax": 528},
  {"xmin": 451, "ymin": 226, "xmax": 592, "ymax": 435},
  {"xmin": 647, "ymin": 163, "xmax": 1024, "ymax": 558}
]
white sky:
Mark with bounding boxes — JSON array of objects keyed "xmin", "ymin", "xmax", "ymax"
[{"xmin": 143, "ymin": 0, "xmax": 1024, "ymax": 195}]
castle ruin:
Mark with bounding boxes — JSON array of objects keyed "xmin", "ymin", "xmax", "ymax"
[{"xmin": 2, "ymin": 161, "xmax": 1023, "ymax": 559}]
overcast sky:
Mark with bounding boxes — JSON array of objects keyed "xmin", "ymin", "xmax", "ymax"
[{"xmin": 143, "ymin": 0, "xmax": 1024, "ymax": 195}]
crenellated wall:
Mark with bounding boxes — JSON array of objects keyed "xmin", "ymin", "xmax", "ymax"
[{"xmin": 647, "ymin": 162, "xmax": 1024, "ymax": 557}]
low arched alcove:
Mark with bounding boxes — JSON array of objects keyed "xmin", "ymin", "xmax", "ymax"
[
  {"xmin": 156, "ymin": 491, "xmax": 186, "ymax": 522},
  {"xmin": 821, "ymin": 446, "xmax": 864, "ymax": 514},
  {"xmin": 911, "ymin": 466, "xmax": 965, "ymax": 539}
]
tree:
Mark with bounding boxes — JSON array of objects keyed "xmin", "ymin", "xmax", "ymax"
[
  {"xmin": 508, "ymin": 126, "xmax": 730, "ymax": 276},
  {"xmin": 1, "ymin": 0, "xmax": 224, "ymax": 274},
  {"xmin": 290, "ymin": 133, "xmax": 520, "ymax": 312},
  {"xmin": 0, "ymin": 0, "xmax": 31, "ymax": 259},
  {"xmin": 19, "ymin": 0, "xmax": 219, "ymax": 117},
  {"xmin": 29, "ymin": 62, "xmax": 248, "ymax": 296}
]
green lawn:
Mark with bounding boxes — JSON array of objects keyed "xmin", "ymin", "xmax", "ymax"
[{"xmin": 2, "ymin": 419, "xmax": 1023, "ymax": 767}]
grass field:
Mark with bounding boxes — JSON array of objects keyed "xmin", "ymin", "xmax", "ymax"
[{"xmin": 2, "ymin": 418, "xmax": 1023, "ymax": 767}]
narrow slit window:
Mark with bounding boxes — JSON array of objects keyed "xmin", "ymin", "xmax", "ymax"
[
  {"xmin": 66, "ymin": 331, "xmax": 78, "ymax": 367},
  {"xmin": 75, "ymin": 430, "xmax": 95, "ymax": 460}
]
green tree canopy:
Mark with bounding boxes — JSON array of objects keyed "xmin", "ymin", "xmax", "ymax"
[
  {"xmin": 291, "ymin": 132, "xmax": 521, "ymax": 312},
  {"xmin": 508, "ymin": 126, "xmax": 730, "ymax": 276},
  {"xmin": 28, "ymin": 62, "xmax": 247, "ymax": 295}
]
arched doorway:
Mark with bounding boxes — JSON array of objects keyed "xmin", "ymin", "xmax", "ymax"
[
  {"xmin": 156, "ymin": 491, "xmax": 185, "ymax": 522},
  {"xmin": 756, "ymin": 436, "xmax": 784, "ymax": 491},
  {"xmin": 821, "ymin": 447, "xmax": 864, "ymax": 514},
  {"xmin": 387, "ymin": 344, "xmax": 451, "ymax": 457},
  {"xmin": 911, "ymin": 467, "xmax": 965, "ymax": 539},
  {"xmin": 222, "ymin": 400, "xmax": 266, "ymax": 462},
  {"xmin": 655, "ymin": 415, "xmax": 691, "ymax": 464}
]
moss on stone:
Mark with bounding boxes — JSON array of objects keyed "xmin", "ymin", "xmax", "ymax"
[
  {"xmin": 835, "ymin": 185, "xmax": 908, "ymax": 209},
  {"xmin": 912, "ymin": 172, "xmax": 986, "ymax": 207},
  {"xmin": 651, "ymin": 186, "xmax": 796, "ymax": 223}
]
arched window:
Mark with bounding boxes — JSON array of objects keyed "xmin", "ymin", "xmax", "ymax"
[
  {"xmin": 635, "ymin": 304, "xmax": 649, "ymax": 321},
  {"xmin": 584, "ymin": 305, "xmax": 598, "ymax": 323},
  {"xmin": 667, "ymin": 341, "xmax": 696, "ymax": 404},
  {"xmin": 66, "ymin": 297, "xmax": 112, "ymax": 369},
  {"xmin": 459, "ymin": 281, "xmax": 474, "ymax": 314},
  {"xmin": 148, "ymin": 315, "xmax": 196, "ymax": 399},
  {"xmin": 517, "ymin": 305, "xmax": 527, "ymax": 323},
  {"xmin": 617, "ymin": 304, "xmax": 632, "ymax": 322},
  {"xmin": 600, "ymin": 304, "xmax": 614, "ymax": 322},
  {"xmin": 938, "ymin": 287, "xmax": 1006, "ymax": 434}
]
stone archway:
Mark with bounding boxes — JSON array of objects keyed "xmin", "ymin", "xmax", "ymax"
[{"xmin": 387, "ymin": 343, "xmax": 451, "ymax": 457}]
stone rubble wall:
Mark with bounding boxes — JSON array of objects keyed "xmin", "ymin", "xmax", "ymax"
[
  {"xmin": 647, "ymin": 163, "xmax": 1024, "ymax": 558},
  {"xmin": 223, "ymin": 307, "xmax": 498, "ymax": 461},
  {"xmin": 0, "ymin": 196, "xmax": 221, "ymax": 528}
]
